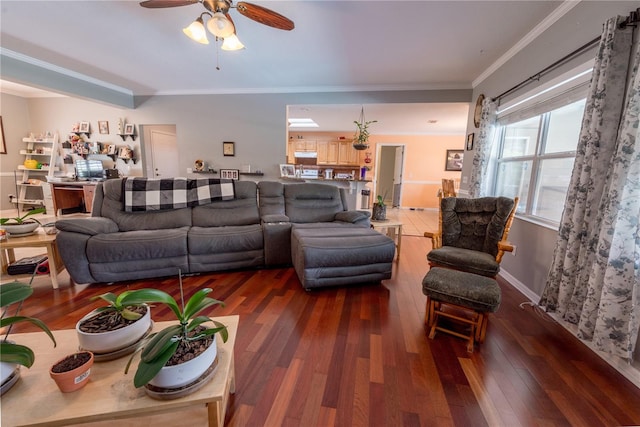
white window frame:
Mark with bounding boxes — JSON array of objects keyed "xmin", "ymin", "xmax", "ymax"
[{"xmin": 490, "ymin": 61, "xmax": 593, "ymax": 227}]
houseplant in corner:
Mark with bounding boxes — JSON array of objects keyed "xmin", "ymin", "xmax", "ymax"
[
  {"xmin": 76, "ymin": 290, "xmax": 153, "ymax": 357},
  {"xmin": 0, "ymin": 207, "xmax": 45, "ymax": 236},
  {"xmin": 372, "ymin": 194, "xmax": 387, "ymax": 221},
  {"xmin": 1, "ymin": 277, "xmax": 57, "ymax": 395},
  {"xmin": 125, "ymin": 281, "xmax": 228, "ymax": 398}
]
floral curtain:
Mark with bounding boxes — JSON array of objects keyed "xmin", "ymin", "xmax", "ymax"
[
  {"xmin": 468, "ymin": 98, "xmax": 497, "ymax": 198},
  {"xmin": 539, "ymin": 16, "xmax": 640, "ymax": 360}
]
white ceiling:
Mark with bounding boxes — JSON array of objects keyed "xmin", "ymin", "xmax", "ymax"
[{"xmin": 0, "ymin": 0, "xmax": 565, "ymax": 134}]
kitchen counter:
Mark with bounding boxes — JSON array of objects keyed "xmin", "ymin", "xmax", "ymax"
[{"xmin": 279, "ymin": 178, "xmax": 372, "ymax": 210}]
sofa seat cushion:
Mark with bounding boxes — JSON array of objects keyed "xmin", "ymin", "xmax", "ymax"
[
  {"xmin": 86, "ymin": 227, "xmax": 189, "ymax": 263},
  {"xmin": 86, "ymin": 227, "xmax": 189, "ymax": 282},
  {"xmin": 188, "ymin": 225, "xmax": 264, "ymax": 272},
  {"xmin": 422, "ymin": 267, "xmax": 501, "ymax": 313},
  {"xmin": 427, "ymin": 246, "xmax": 500, "ymax": 277},
  {"xmin": 291, "ymin": 227, "xmax": 395, "ymax": 290}
]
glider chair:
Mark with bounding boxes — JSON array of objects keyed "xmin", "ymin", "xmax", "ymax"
[
  {"xmin": 424, "ymin": 195, "xmax": 518, "ymax": 277},
  {"xmin": 421, "ymin": 195, "xmax": 517, "ymax": 351}
]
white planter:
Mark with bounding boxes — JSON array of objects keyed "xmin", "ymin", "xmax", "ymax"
[
  {"xmin": 0, "ymin": 362, "xmax": 20, "ymax": 395},
  {"xmin": 148, "ymin": 334, "xmax": 217, "ymax": 389},
  {"xmin": 76, "ymin": 305, "xmax": 151, "ymax": 354},
  {"xmin": 1, "ymin": 222, "xmax": 39, "ymax": 235}
]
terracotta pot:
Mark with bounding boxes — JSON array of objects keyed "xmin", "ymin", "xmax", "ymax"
[
  {"xmin": 148, "ymin": 335, "xmax": 217, "ymax": 389},
  {"xmin": 49, "ymin": 351, "xmax": 94, "ymax": 393},
  {"xmin": 76, "ymin": 304, "xmax": 151, "ymax": 354}
]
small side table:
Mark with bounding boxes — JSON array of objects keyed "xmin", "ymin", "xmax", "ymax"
[
  {"xmin": 0, "ymin": 231, "xmax": 65, "ymax": 289},
  {"xmin": 370, "ymin": 219, "xmax": 402, "ymax": 260}
]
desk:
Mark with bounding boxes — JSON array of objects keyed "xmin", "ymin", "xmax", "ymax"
[
  {"xmin": 50, "ymin": 181, "xmax": 98, "ymax": 216},
  {"xmin": 0, "ymin": 316, "xmax": 238, "ymax": 427},
  {"xmin": 371, "ymin": 219, "xmax": 402, "ymax": 260},
  {"xmin": 0, "ymin": 230, "xmax": 65, "ymax": 289}
]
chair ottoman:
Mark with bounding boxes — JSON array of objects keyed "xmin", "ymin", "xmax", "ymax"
[
  {"xmin": 291, "ymin": 226, "xmax": 395, "ymax": 290},
  {"xmin": 422, "ymin": 267, "xmax": 501, "ymax": 352}
]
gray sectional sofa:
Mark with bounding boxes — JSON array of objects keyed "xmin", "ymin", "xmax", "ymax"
[{"xmin": 55, "ymin": 179, "xmax": 395, "ymax": 289}]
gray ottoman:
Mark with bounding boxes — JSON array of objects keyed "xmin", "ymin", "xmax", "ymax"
[
  {"xmin": 422, "ymin": 267, "xmax": 501, "ymax": 352},
  {"xmin": 291, "ymin": 226, "xmax": 396, "ymax": 290}
]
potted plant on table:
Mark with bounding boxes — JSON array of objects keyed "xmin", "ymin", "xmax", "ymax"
[
  {"xmin": 125, "ymin": 281, "xmax": 228, "ymax": 398},
  {"xmin": 49, "ymin": 350, "xmax": 94, "ymax": 393},
  {"xmin": 372, "ymin": 194, "xmax": 387, "ymax": 221},
  {"xmin": 76, "ymin": 290, "xmax": 153, "ymax": 356},
  {"xmin": 1, "ymin": 277, "xmax": 57, "ymax": 395},
  {"xmin": 0, "ymin": 208, "xmax": 45, "ymax": 236}
]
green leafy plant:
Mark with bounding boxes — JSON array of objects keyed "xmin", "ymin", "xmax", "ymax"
[
  {"xmin": 124, "ymin": 286, "xmax": 228, "ymax": 388},
  {"xmin": 0, "ymin": 208, "xmax": 46, "ymax": 225},
  {"xmin": 376, "ymin": 194, "xmax": 386, "ymax": 207},
  {"xmin": 1, "ymin": 277, "xmax": 56, "ymax": 368},
  {"xmin": 91, "ymin": 290, "xmax": 152, "ymax": 321},
  {"xmin": 353, "ymin": 118, "xmax": 377, "ymax": 145}
]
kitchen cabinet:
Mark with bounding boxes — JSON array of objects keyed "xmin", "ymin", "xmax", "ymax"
[
  {"xmin": 294, "ymin": 140, "xmax": 317, "ymax": 152},
  {"xmin": 317, "ymin": 141, "xmax": 338, "ymax": 165},
  {"xmin": 338, "ymin": 141, "xmax": 359, "ymax": 166}
]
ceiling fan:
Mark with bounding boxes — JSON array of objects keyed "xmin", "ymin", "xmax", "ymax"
[{"xmin": 140, "ymin": 0, "xmax": 294, "ymax": 50}]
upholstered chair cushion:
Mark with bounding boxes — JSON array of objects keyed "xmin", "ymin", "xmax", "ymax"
[
  {"xmin": 440, "ymin": 196, "xmax": 514, "ymax": 257},
  {"xmin": 422, "ymin": 267, "xmax": 501, "ymax": 313},
  {"xmin": 427, "ymin": 246, "xmax": 500, "ymax": 277}
]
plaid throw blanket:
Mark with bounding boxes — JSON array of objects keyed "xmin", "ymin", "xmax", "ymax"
[{"xmin": 124, "ymin": 177, "xmax": 235, "ymax": 212}]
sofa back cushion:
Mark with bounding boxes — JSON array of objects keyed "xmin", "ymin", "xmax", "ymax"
[
  {"xmin": 258, "ymin": 181, "xmax": 285, "ymax": 216},
  {"xmin": 284, "ymin": 183, "xmax": 346, "ymax": 223},
  {"xmin": 192, "ymin": 181, "xmax": 260, "ymax": 227},
  {"xmin": 100, "ymin": 179, "xmax": 192, "ymax": 231}
]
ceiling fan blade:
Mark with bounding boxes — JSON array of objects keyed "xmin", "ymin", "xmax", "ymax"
[
  {"xmin": 139, "ymin": 0, "xmax": 198, "ymax": 8},
  {"xmin": 236, "ymin": 2, "xmax": 294, "ymax": 31}
]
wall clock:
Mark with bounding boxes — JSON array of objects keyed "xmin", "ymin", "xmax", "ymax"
[
  {"xmin": 473, "ymin": 94, "xmax": 485, "ymax": 128},
  {"xmin": 223, "ymin": 141, "xmax": 235, "ymax": 157}
]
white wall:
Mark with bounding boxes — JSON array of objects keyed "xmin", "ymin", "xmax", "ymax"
[
  {"xmin": 1, "ymin": 89, "xmax": 470, "ymax": 211},
  {"xmin": 460, "ymin": 1, "xmax": 638, "ymax": 299}
]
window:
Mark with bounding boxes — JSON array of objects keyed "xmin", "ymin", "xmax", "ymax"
[{"xmin": 493, "ymin": 98, "xmax": 586, "ymax": 224}]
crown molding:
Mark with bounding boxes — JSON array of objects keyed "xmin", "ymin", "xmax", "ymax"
[{"xmin": 472, "ymin": 0, "xmax": 582, "ymax": 88}]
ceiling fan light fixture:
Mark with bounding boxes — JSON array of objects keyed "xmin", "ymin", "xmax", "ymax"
[
  {"xmin": 183, "ymin": 13, "xmax": 210, "ymax": 44},
  {"xmin": 207, "ymin": 12, "xmax": 235, "ymax": 38},
  {"xmin": 221, "ymin": 34, "xmax": 245, "ymax": 51}
]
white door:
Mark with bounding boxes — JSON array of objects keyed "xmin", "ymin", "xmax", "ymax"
[
  {"xmin": 392, "ymin": 146, "xmax": 404, "ymax": 207},
  {"xmin": 142, "ymin": 125, "xmax": 179, "ymax": 178}
]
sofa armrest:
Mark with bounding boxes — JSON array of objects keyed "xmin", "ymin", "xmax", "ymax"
[
  {"xmin": 261, "ymin": 214, "xmax": 290, "ymax": 224},
  {"xmin": 335, "ymin": 210, "xmax": 370, "ymax": 224},
  {"xmin": 55, "ymin": 217, "xmax": 119, "ymax": 235}
]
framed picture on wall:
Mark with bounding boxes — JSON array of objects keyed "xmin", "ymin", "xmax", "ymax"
[
  {"xmin": 466, "ymin": 133, "xmax": 474, "ymax": 151},
  {"xmin": 0, "ymin": 116, "xmax": 6, "ymax": 154},
  {"xmin": 79, "ymin": 121, "xmax": 90, "ymax": 133},
  {"xmin": 98, "ymin": 121, "xmax": 109, "ymax": 134},
  {"xmin": 124, "ymin": 124, "xmax": 135, "ymax": 135},
  {"xmin": 445, "ymin": 149, "xmax": 464, "ymax": 171},
  {"xmin": 220, "ymin": 169, "xmax": 239, "ymax": 180}
]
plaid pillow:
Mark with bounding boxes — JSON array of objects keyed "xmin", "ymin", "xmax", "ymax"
[{"xmin": 124, "ymin": 177, "xmax": 234, "ymax": 212}]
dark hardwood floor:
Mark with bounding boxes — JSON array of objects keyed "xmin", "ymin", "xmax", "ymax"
[{"xmin": 5, "ymin": 236, "xmax": 640, "ymax": 426}]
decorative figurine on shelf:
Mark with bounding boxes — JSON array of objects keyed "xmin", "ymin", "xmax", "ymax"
[{"xmin": 118, "ymin": 118, "xmax": 124, "ymax": 135}]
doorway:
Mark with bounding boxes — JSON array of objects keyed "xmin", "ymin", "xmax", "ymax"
[
  {"xmin": 375, "ymin": 144, "xmax": 405, "ymax": 208},
  {"xmin": 140, "ymin": 125, "xmax": 179, "ymax": 178}
]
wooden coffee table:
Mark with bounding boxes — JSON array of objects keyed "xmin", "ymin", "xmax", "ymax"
[
  {"xmin": 0, "ymin": 315, "xmax": 238, "ymax": 427},
  {"xmin": 0, "ymin": 230, "xmax": 65, "ymax": 289}
]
